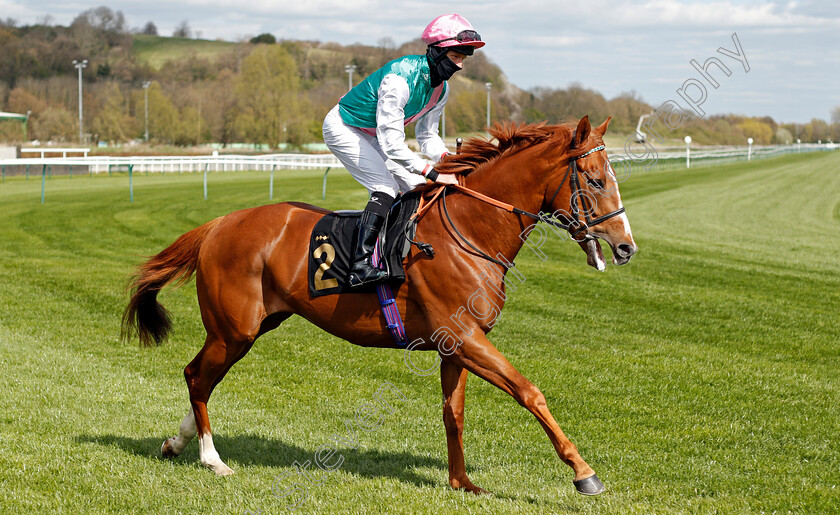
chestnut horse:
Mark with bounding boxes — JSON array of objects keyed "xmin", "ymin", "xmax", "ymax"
[{"xmin": 122, "ymin": 115, "xmax": 636, "ymax": 496}]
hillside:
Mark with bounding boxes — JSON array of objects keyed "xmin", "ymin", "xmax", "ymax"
[
  {"xmin": 0, "ymin": 10, "xmax": 836, "ymax": 147},
  {"xmin": 132, "ymin": 35, "xmax": 238, "ymax": 70}
]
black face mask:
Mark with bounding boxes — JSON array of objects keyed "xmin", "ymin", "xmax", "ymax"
[{"xmin": 426, "ymin": 45, "xmax": 461, "ymax": 87}]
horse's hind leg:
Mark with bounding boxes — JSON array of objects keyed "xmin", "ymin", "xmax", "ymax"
[
  {"xmin": 161, "ymin": 311, "xmax": 292, "ymax": 475},
  {"xmin": 159, "ymin": 333, "xmax": 248, "ymax": 475},
  {"xmin": 161, "ymin": 406, "xmax": 197, "ymax": 458},
  {"xmin": 185, "ymin": 333, "xmax": 249, "ymax": 476}
]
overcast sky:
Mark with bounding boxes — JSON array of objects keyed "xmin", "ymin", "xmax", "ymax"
[{"xmin": 4, "ymin": 0, "xmax": 839, "ymax": 124}]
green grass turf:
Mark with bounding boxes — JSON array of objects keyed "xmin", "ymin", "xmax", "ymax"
[
  {"xmin": 132, "ymin": 35, "xmax": 238, "ymax": 71},
  {"xmin": 0, "ymin": 153, "xmax": 838, "ymax": 513}
]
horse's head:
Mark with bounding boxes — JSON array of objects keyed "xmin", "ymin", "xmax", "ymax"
[{"xmin": 544, "ymin": 116, "xmax": 637, "ymax": 271}]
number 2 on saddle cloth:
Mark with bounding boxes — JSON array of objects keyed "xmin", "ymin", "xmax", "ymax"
[{"xmin": 307, "ymin": 194, "xmax": 424, "ymax": 346}]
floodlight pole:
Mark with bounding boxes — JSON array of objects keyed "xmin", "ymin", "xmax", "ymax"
[
  {"xmin": 345, "ymin": 64, "xmax": 356, "ymax": 92},
  {"xmin": 485, "ymin": 82, "xmax": 492, "ymax": 129},
  {"xmin": 73, "ymin": 59, "xmax": 88, "ymax": 143},
  {"xmin": 143, "ymin": 81, "xmax": 151, "ymax": 143}
]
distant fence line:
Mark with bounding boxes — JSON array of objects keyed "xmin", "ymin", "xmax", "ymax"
[
  {"xmin": 20, "ymin": 148, "xmax": 91, "ymax": 158},
  {"xmin": 609, "ymin": 142, "xmax": 836, "ymax": 171},
  {"xmin": 0, "ymin": 152, "xmax": 343, "ymax": 176},
  {"xmin": 1, "ymin": 144, "xmax": 836, "ymax": 204},
  {"xmin": 0, "ymin": 153, "xmax": 345, "ymax": 203},
  {"xmin": 1, "ymin": 143, "xmax": 834, "ymax": 177}
]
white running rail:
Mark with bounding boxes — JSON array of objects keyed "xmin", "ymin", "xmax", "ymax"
[{"xmin": 0, "ymin": 152, "xmax": 342, "ymax": 172}]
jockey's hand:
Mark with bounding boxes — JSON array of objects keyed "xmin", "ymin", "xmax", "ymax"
[{"xmin": 433, "ymin": 173, "xmax": 459, "ymax": 186}]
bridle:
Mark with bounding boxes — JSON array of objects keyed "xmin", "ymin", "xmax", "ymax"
[
  {"xmin": 545, "ymin": 144, "xmax": 626, "ymax": 241},
  {"xmin": 408, "ymin": 143, "xmax": 626, "ymax": 269}
]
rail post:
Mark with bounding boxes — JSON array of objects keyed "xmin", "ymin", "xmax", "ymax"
[
  {"xmin": 684, "ymin": 136, "xmax": 692, "ymax": 168},
  {"xmin": 270, "ymin": 164, "xmax": 276, "ymax": 200},
  {"xmin": 322, "ymin": 167, "xmax": 331, "ymax": 200},
  {"xmin": 41, "ymin": 164, "xmax": 46, "ymax": 203}
]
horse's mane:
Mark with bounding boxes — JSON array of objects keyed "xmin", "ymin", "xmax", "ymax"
[{"xmin": 436, "ymin": 121, "xmax": 574, "ymax": 175}]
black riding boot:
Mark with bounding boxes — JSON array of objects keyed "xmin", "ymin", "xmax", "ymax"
[
  {"xmin": 348, "ymin": 210, "xmax": 388, "ymax": 287},
  {"xmin": 348, "ymin": 192, "xmax": 394, "ymax": 287}
]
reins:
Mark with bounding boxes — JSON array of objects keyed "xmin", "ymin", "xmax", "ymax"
[
  {"xmin": 406, "ymin": 143, "xmax": 625, "ymax": 269},
  {"xmin": 440, "ymin": 187, "xmax": 511, "ymax": 267}
]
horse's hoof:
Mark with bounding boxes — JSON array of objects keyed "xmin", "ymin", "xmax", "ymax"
[
  {"xmin": 210, "ymin": 462, "xmax": 235, "ymax": 476},
  {"xmin": 161, "ymin": 438, "xmax": 178, "ymax": 458},
  {"xmin": 573, "ymin": 474, "xmax": 605, "ymax": 496},
  {"xmin": 450, "ymin": 477, "xmax": 489, "ymax": 495},
  {"xmin": 464, "ymin": 483, "xmax": 489, "ymax": 495}
]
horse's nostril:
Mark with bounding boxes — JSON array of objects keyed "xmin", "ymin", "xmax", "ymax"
[{"xmin": 617, "ymin": 243, "xmax": 635, "ymax": 257}]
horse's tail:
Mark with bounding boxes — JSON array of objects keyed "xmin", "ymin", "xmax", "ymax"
[{"xmin": 122, "ymin": 217, "xmax": 224, "ymax": 347}]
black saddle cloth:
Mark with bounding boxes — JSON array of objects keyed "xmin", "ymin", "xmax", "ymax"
[{"xmin": 308, "ymin": 192, "xmax": 421, "ymax": 297}]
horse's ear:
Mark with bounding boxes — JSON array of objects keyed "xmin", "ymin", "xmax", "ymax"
[
  {"xmin": 594, "ymin": 116, "xmax": 612, "ymax": 136},
  {"xmin": 573, "ymin": 116, "xmax": 591, "ymax": 149}
]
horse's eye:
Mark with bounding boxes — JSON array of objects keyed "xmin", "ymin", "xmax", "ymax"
[{"xmin": 587, "ymin": 178, "xmax": 604, "ymax": 189}]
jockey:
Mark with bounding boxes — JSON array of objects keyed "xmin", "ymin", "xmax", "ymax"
[{"xmin": 322, "ymin": 13, "xmax": 485, "ymax": 288}]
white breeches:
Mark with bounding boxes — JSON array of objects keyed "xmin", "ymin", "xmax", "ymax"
[{"xmin": 322, "ymin": 105, "xmax": 427, "ymax": 199}]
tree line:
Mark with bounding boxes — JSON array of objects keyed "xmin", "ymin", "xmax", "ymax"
[{"xmin": 0, "ymin": 7, "xmax": 837, "ymax": 148}]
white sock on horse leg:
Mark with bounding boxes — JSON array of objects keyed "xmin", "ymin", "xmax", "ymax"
[{"xmin": 168, "ymin": 407, "xmax": 197, "ymax": 455}]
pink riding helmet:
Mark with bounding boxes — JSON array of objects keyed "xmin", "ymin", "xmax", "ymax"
[{"xmin": 421, "ymin": 14, "xmax": 485, "ymax": 50}]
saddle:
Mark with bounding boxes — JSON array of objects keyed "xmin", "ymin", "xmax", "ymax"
[{"xmin": 307, "ymin": 191, "xmax": 422, "ymax": 298}]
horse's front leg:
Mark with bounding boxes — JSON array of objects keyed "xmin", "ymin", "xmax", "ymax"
[
  {"xmin": 440, "ymin": 360, "xmax": 488, "ymax": 494},
  {"xmin": 451, "ymin": 336, "xmax": 605, "ymax": 495}
]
